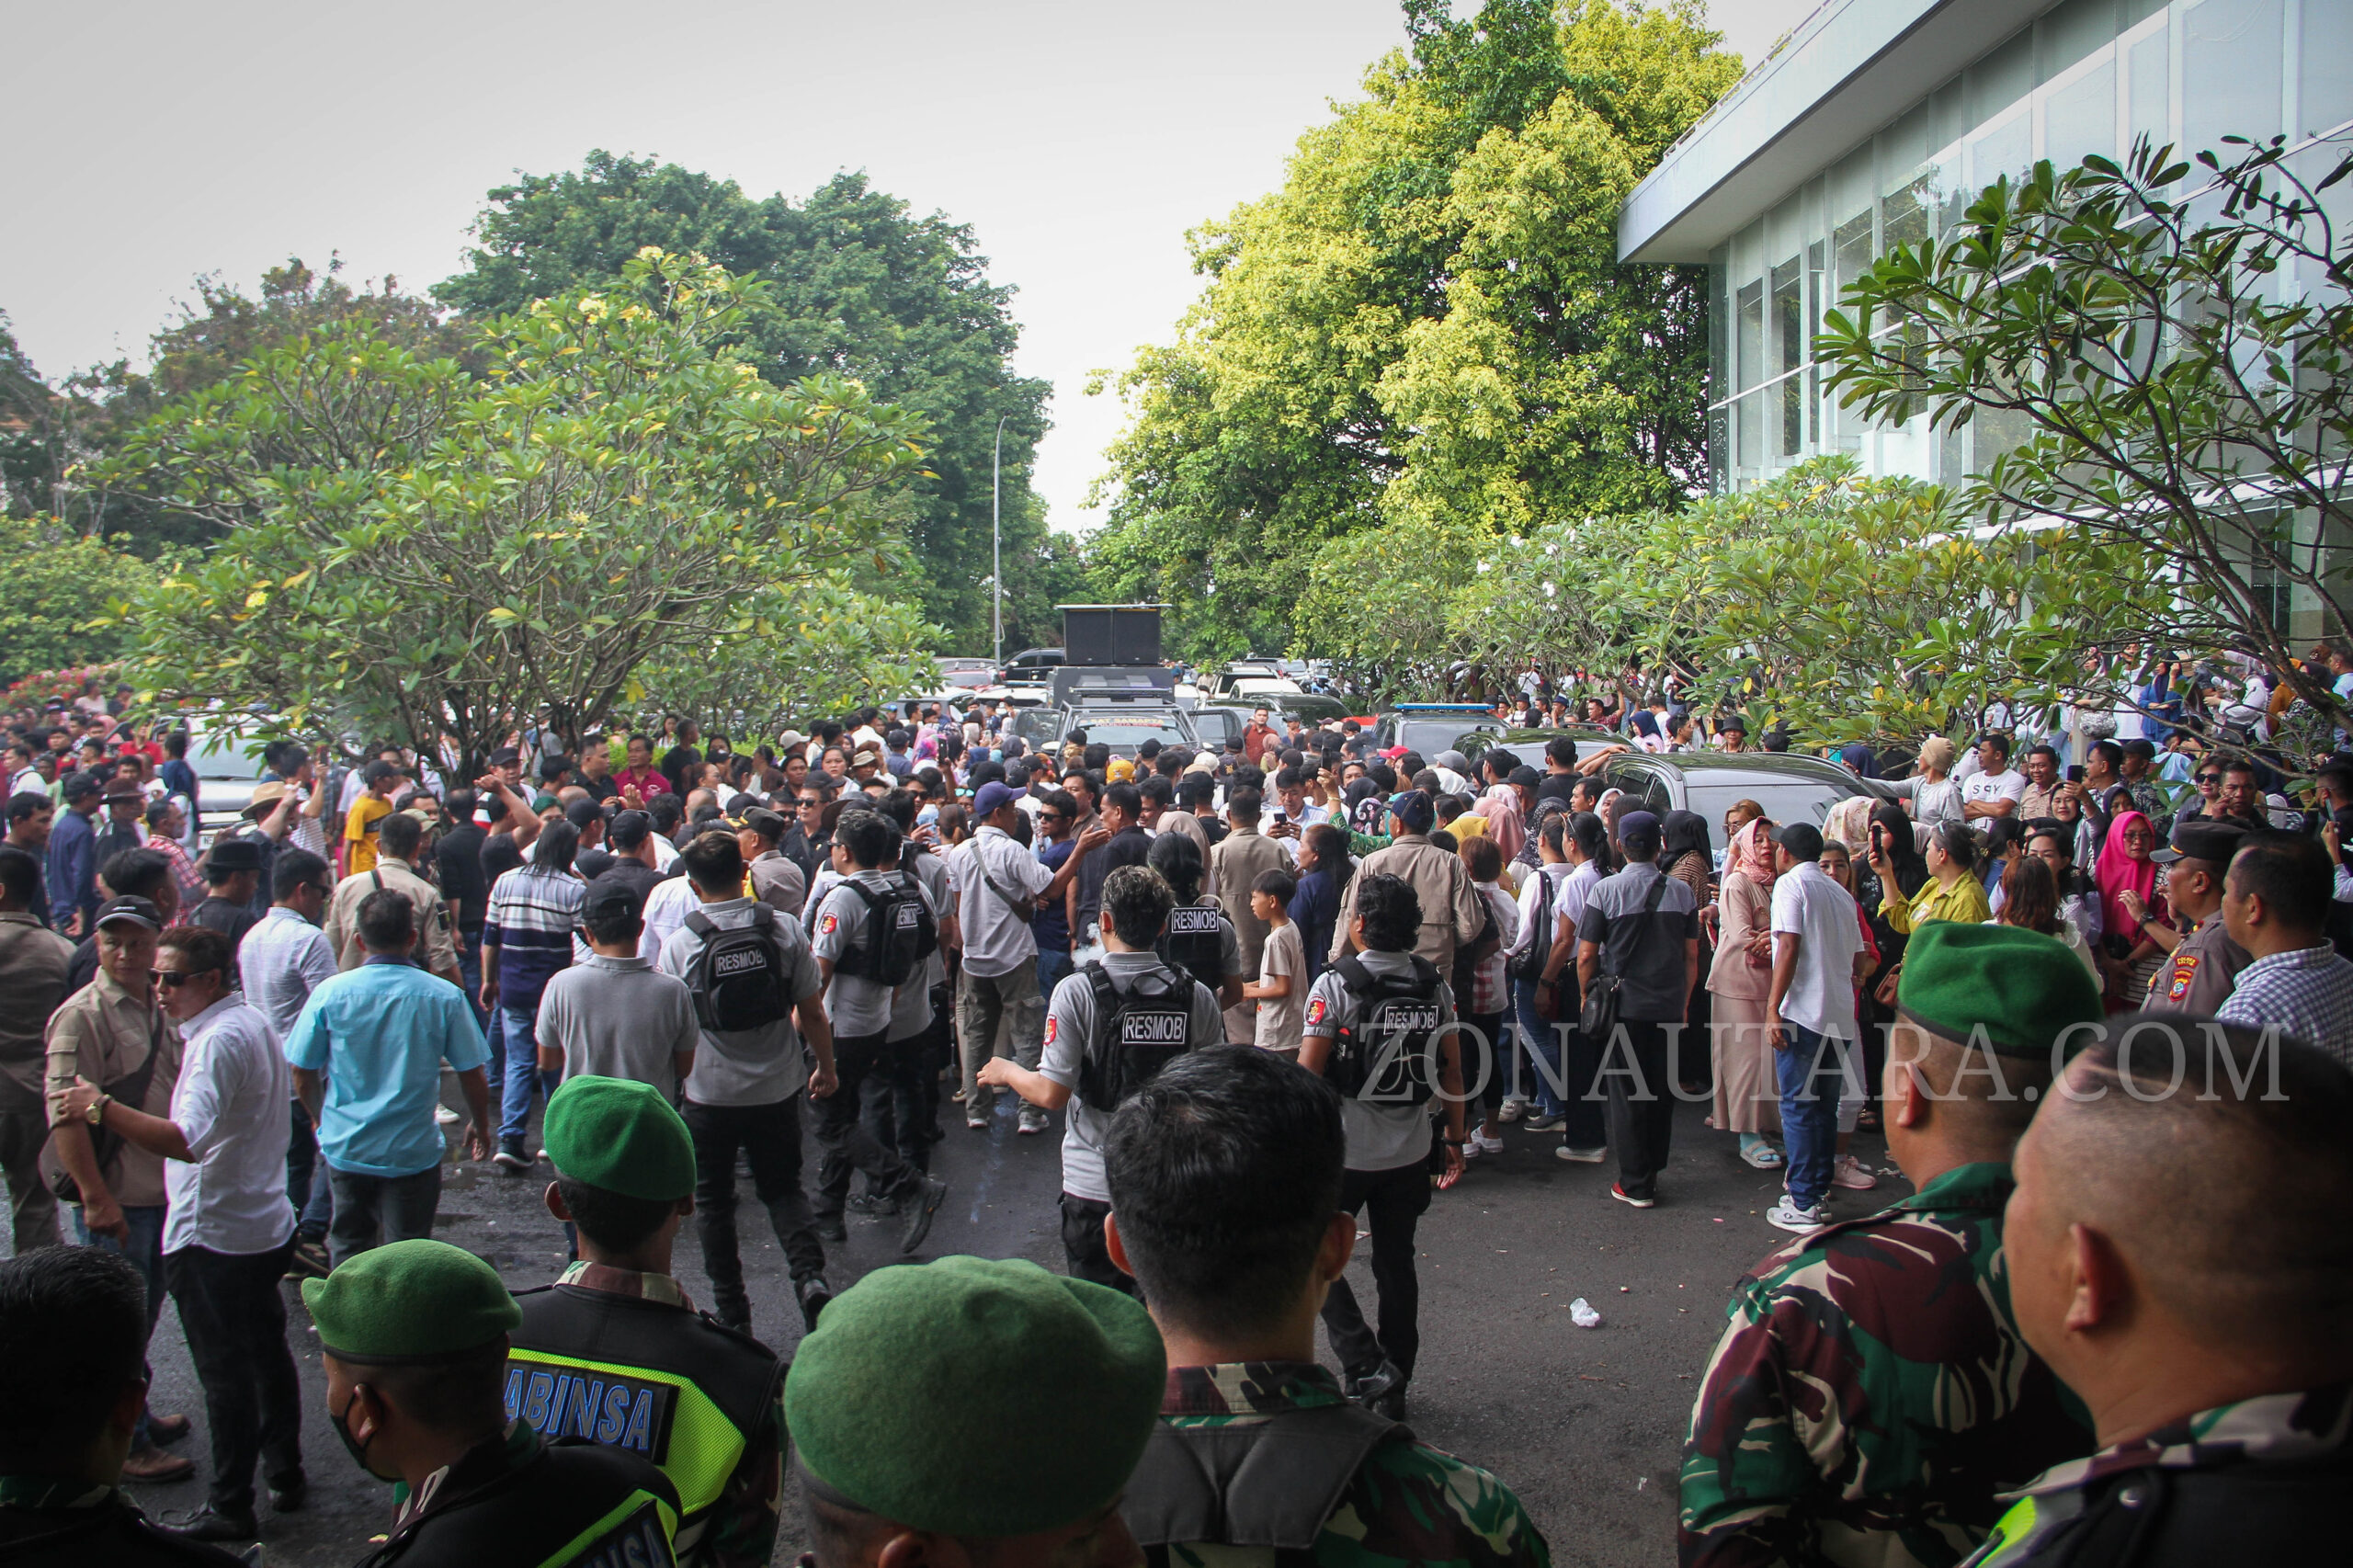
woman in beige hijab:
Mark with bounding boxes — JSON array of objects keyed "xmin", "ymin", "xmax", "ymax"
[{"xmin": 1705, "ymin": 815, "xmax": 1783, "ymax": 1165}]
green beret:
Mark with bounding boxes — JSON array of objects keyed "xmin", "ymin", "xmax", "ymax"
[
  {"xmin": 1896, "ymin": 921, "xmax": 2103, "ymax": 1056},
  {"xmin": 301, "ymin": 1239, "xmax": 520, "ymax": 1363},
  {"xmin": 785, "ymin": 1256, "xmax": 1165, "ymax": 1538},
  {"xmin": 544, "ymin": 1075, "xmax": 695, "ymax": 1202}
]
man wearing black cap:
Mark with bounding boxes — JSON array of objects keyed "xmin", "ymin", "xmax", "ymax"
[
  {"xmin": 2134, "ymin": 818, "xmax": 2252, "ymax": 1013},
  {"xmin": 735, "ymin": 807, "xmax": 806, "ymax": 917},
  {"xmin": 185, "ymin": 838, "xmax": 263, "ymax": 960},
  {"xmin": 1574, "ymin": 809, "xmax": 1702, "ymax": 1208},
  {"xmin": 40, "ymin": 894, "xmax": 191, "ymax": 1483}
]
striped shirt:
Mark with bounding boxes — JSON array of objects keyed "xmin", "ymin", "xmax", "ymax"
[
  {"xmin": 483, "ymin": 863, "xmax": 585, "ymax": 1011},
  {"xmin": 2216, "ymin": 943, "xmax": 2353, "ymax": 1068}
]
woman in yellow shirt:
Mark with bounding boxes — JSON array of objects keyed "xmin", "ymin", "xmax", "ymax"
[{"xmin": 1873, "ymin": 820, "xmax": 1991, "ymax": 934}]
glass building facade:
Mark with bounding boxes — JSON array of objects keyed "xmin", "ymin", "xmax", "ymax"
[{"xmin": 1703, "ymin": 0, "xmax": 2353, "ymax": 491}]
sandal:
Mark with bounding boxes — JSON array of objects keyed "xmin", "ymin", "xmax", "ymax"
[{"xmin": 1739, "ymin": 1141, "xmax": 1785, "ymax": 1170}]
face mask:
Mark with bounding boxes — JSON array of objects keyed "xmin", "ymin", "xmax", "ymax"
[{"xmin": 331, "ymin": 1389, "xmax": 397, "ymax": 1482}]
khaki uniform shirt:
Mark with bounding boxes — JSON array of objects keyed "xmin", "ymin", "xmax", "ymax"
[
  {"xmin": 747, "ymin": 850, "xmax": 808, "ymax": 917},
  {"xmin": 0, "ymin": 914, "xmax": 73, "ymax": 1097},
  {"xmin": 1210, "ymin": 824, "xmax": 1289, "ymax": 978},
  {"xmin": 1154, "ymin": 810, "xmax": 1214, "ymax": 897},
  {"xmin": 43, "ymin": 972, "xmax": 182, "ymax": 1209},
  {"xmin": 2144, "ymin": 909, "xmax": 2252, "ymax": 1014},
  {"xmin": 324, "ymin": 856, "xmax": 459, "ymax": 978},
  {"xmin": 1333, "ymin": 833, "xmax": 1486, "ymax": 972}
]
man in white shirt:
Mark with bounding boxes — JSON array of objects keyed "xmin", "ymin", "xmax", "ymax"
[
  {"xmin": 59, "ymin": 924, "xmax": 301, "ymax": 1539},
  {"xmin": 236, "ymin": 846, "xmax": 339, "ymax": 1275},
  {"xmin": 951, "ymin": 781, "xmax": 1095, "ymax": 1131},
  {"xmin": 1960, "ymin": 733, "xmax": 2028, "ymax": 821},
  {"xmin": 1765, "ymin": 824, "xmax": 1869, "ymax": 1235}
]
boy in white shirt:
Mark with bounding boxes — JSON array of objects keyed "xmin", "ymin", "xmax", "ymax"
[{"xmin": 1244, "ymin": 869, "xmax": 1303, "ymax": 1054}]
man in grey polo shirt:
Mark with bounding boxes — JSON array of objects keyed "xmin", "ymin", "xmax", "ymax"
[
  {"xmin": 1574, "ymin": 810, "xmax": 1701, "ymax": 1210},
  {"xmin": 537, "ymin": 879, "xmax": 699, "ymax": 1100}
]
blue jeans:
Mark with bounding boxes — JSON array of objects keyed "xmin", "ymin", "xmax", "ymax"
[
  {"xmin": 286, "ymin": 1099, "xmax": 335, "ymax": 1242},
  {"xmin": 498, "ymin": 1004, "xmax": 553, "ymax": 1142},
  {"xmin": 1777, "ymin": 1023, "xmax": 1853, "ymax": 1210},
  {"xmin": 1035, "ymin": 945, "xmax": 1072, "ymax": 999},
  {"xmin": 1511, "ymin": 980, "xmax": 1565, "ymax": 1119},
  {"xmin": 457, "ymin": 929, "xmax": 487, "ymax": 1031},
  {"xmin": 74, "ymin": 1203, "xmax": 166, "ymax": 1447}
]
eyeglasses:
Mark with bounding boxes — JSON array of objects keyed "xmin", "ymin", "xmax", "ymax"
[
  {"xmin": 154, "ymin": 971, "xmax": 199, "ymax": 988},
  {"xmin": 2196, "ymin": 774, "xmax": 2222, "ymax": 786}
]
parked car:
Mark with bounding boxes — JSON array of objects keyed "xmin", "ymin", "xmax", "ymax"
[
  {"xmin": 1025, "ymin": 704, "xmax": 1200, "ymax": 761},
  {"xmin": 1365, "ymin": 704, "xmax": 1511, "ymax": 762},
  {"xmin": 999, "ymin": 647, "xmax": 1065, "ymax": 687},
  {"xmin": 1591, "ymin": 751, "xmax": 1893, "ymax": 845}
]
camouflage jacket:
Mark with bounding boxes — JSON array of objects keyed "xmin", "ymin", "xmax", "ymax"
[
  {"xmin": 1678, "ymin": 1163, "xmax": 2093, "ymax": 1568},
  {"xmin": 1963, "ymin": 1382, "xmax": 2353, "ymax": 1566},
  {"xmin": 1152, "ymin": 1362, "xmax": 1550, "ymax": 1568}
]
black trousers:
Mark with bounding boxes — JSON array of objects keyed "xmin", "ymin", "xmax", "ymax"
[
  {"xmin": 1603, "ymin": 1017, "xmax": 1678, "ymax": 1199},
  {"xmin": 682, "ymin": 1096, "xmax": 826, "ymax": 1322},
  {"xmin": 1317, "ymin": 1160, "xmax": 1432, "ymax": 1381},
  {"xmin": 855, "ymin": 1031, "xmax": 936, "ymax": 1184},
  {"xmin": 164, "ymin": 1240, "xmax": 302, "ymax": 1513},
  {"xmin": 813, "ymin": 1034, "xmax": 924, "ymax": 1218},
  {"xmin": 1058, "ymin": 1194, "xmax": 1136, "ymax": 1297}
]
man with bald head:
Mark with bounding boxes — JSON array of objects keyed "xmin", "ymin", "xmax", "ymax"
[{"xmin": 1972, "ymin": 1018, "xmax": 2353, "ymax": 1563}]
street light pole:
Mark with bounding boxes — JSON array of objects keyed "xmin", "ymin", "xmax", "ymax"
[{"xmin": 992, "ymin": 413, "xmax": 1008, "ymax": 665}]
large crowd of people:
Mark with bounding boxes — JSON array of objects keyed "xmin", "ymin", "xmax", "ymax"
[{"xmin": 0, "ymin": 672, "xmax": 2347, "ymax": 1567}]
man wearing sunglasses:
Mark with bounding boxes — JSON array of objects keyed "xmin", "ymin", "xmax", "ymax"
[{"xmin": 60, "ymin": 925, "xmax": 303, "ymax": 1541}]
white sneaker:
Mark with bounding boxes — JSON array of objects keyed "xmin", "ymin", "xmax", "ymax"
[
  {"xmin": 1833, "ymin": 1155, "xmax": 1879, "ymax": 1191},
  {"xmin": 1768, "ymin": 1198, "xmax": 1830, "ymax": 1233},
  {"xmin": 1497, "ymin": 1097, "xmax": 1527, "ymax": 1124},
  {"xmin": 1554, "ymin": 1145, "xmax": 1608, "ymax": 1164},
  {"xmin": 1017, "ymin": 1109, "xmax": 1049, "ymax": 1136},
  {"xmin": 435, "ymin": 1104, "xmax": 460, "ymax": 1126},
  {"xmin": 1469, "ymin": 1130, "xmax": 1506, "ymax": 1155}
]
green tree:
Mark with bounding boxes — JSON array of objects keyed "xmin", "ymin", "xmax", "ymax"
[
  {"xmin": 0, "ymin": 515, "xmax": 153, "ymax": 686},
  {"xmin": 114, "ymin": 250, "xmax": 932, "ymax": 770},
  {"xmin": 1818, "ymin": 136, "xmax": 2353, "ymax": 722},
  {"xmin": 1088, "ymin": 0, "xmax": 1739, "ymax": 659},
  {"xmin": 436, "ymin": 155, "xmax": 1051, "ymax": 651}
]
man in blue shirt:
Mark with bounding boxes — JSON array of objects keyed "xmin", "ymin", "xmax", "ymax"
[
  {"xmin": 44, "ymin": 772, "xmax": 102, "ymax": 937},
  {"xmin": 283, "ymin": 888, "xmax": 492, "ymax": 1266}
]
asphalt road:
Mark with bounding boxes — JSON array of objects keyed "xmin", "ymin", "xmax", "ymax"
[{"xmin": 75, "ymin": 1088, "xmax": 1907, "ymax": 1568}]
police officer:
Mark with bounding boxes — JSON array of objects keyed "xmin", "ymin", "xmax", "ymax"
[
  {"xmin": 1299, "ymin": 870, "xmax": 1467, "ymax": 1418},
  {"xmin": 2132, "ymin": 819, "xmax": 2250, "ymax": 1012},
  {"xmin": 1679, "ymin": 924, "xmax": 2099, "ymax": 1566},
  {"xmin": 786, "ymin": 1255, "xmax": 1164, "ymax": 1568},
  {"xmin": 304, "ymin": 1239, "xmax": 682, "ymax": 1566},
  {"xmin": 509, "ymin": 1076, "xmax": 784, "ymax": 1568},
  {"xmin": 1970, "ymin": 1019, "xmax": 2353, "ymax": 1563},
  {"xmin": 978, "ymin": 865, "xmax": 1222, "ymax": 1293}
]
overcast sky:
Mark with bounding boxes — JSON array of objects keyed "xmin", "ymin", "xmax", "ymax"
[{"xmin": 3, "ymin": 0, "xmax": 1813, "ymax": 535}]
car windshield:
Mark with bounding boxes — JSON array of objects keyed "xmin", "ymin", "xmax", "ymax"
[
  {"xmin": 1074, "ymin": 721, "xmax": 1191, "ymax": 749},
  {"xmin": 1683, "ymin": 780, "xmax": 1856, "ymax": 831},
  {"xmin": 1396, "ymin": 718, "xmax": 1501, "ymax": 757},
  {"xmin": 189, "ymin": 730, "xmax": 267, "ymax": 779}
]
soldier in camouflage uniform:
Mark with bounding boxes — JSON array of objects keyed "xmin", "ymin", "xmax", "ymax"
[
  {"xmin": 1968, "ymin": 1017, "xmax": 2353, "ymax": 1564},
  {"xmin": 1103, "ymin": 1048, "xmax": 1550, "ymax": 1568},
  {"xmin": 1680, "ymin": 925, "xmax": 2099, "ymax": 1568}
]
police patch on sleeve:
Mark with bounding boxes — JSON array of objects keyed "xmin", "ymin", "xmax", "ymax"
[
  {"xmin": 819, "ymin": 914, "xmax": 838, "ymax": 936},
  {"xmin": 2166, "ymin": 952, "xmax": 2200, "ymax": 1003},
  {"xmin": 1306, "ymin": 996, "xmax": 1327, "ymax": 1027},
  {"xmin": 1042, "ymin": 1015, "xmax": 1058, "ymax": 1047}
]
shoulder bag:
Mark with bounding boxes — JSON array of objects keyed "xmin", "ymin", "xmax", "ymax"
[
  {"xmin": 40, "ymin": 1006, "xmax": 165, "ymax": 1206},
  {"xmin": 1578, "ymin": 869, "xmax": 1671, "ymax": 1040}
]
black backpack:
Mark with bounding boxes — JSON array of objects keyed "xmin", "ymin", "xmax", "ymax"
[
  {"xmin": 684, "ymin": 904, "xmax": 790, "ymax": 1033},
  {"xmin": 834, "ymin": 874, "xmax": 938, "ymax": 987},
  {"xmin": 1327, "ymin": 954, "xmax": 1446, "ymax": 1106},
  {"xmin": 1074, "ymin": 963, "xmax": 1201, "ymax": 1111},
  {"xmin": 1157, "ymin": 900, "xmax": 1226, "ymax": 990}
]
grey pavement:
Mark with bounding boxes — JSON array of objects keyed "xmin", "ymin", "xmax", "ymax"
[{"xmin": 55, "ymin": 1086, "xmax": 1905, "ymax": 1567}]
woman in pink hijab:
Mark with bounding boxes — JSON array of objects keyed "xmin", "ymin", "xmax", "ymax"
[
  {"xmin": 1706, "ymin": 815, "xmax": 1783, "ymax": 1164},
  {"xmin": 2094, "ymin": 810, "xmax": 2166, "ymax": 1010}
]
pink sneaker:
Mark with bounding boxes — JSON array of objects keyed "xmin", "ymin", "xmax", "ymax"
[{"xmin": 1833, "ymin": 1155, "xmax": 1879, "ymax": 1191}]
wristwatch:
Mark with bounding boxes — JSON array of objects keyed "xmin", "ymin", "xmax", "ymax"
[{"xmin": 85, "ymin": 1093, "xmax": 110, "ymax": 1126}]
